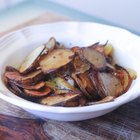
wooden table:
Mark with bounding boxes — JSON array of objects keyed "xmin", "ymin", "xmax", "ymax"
[{"xmin": 0, "ymin": 11, "xmax": 140, "ymax": 140}]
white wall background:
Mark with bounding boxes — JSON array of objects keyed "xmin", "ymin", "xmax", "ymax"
[{"xmin": 49, "ymin": 0, "xmax": 140, "ymax": 34}]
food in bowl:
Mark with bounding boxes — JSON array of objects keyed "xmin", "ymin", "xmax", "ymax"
[{"xmin": 3, "ymin": 37, "xmax": 137, "ymax": 107}]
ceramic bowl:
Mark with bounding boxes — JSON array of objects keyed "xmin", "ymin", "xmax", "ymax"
[{"xmin": 0, "ymin": 22, "xmax": 140, "ymax": 121}]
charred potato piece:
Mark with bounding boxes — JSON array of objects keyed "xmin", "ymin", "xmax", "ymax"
[
  {"xmin": 19, "ymin": 45, "xmax": 45, "ymax": 74},
  {"xmin": 22, "ymin": 70, "xmax": 44, "ymax": 85},
  {"xmin": 5, "ymin": 70, "xmax": 44, "ymax": 86},
  {"xmin": 72, "ymin": 73, "xmax": 91, "ymax": 99},
  {"xmin": 39, "ymin": 49, "xmax": 74, "ymax": 74},
  {"xmin": 64, "ymin": 96, "xmax": 87, "ymax": 107},
  {"xmin": 40, "ymin": 93, "xmax": 80, "ymax": 106},
  {"xmin": 73, "ymin": 55, "xmax": 90, "ymax": 74},
  {"xmin": 77, "ymin": 73, "xmax": 98, "ymax": 99},
  {"xmin": 72, "ymin": 72, "xmax": 99, "ymax": 100},
  {"xmin": 82, "ymin": 47, "xmax": 107, "ymax": 70},
  {"xmin": 87, "ymin": 96, "xmax": 114, "ymax": 105},
  {"xmin": 115, "ymin": 65, "xmax": 133, "ymax": 93},
  {"xmin": 8, "ymin": 80, "xmax": 24, "ymax": 95},
  {"xmin": 4, "ymin": 71, "xmax": 22, "ymax": 82},
  {"xmin": 89, "ymin": 71, "xmax": 106, "ymax": 98},
  {"xmin": 14, "ymin": 81, "xmax": 46, "ymax": 90},
  {"xmin": 24, "ymin": 87, "xmax": 51, "ymax": 97},
  {"xmin": 97, "ymin": 72, "xmax": 123, "ymax": 97}
]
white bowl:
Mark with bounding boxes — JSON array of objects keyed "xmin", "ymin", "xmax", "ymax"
[{"xmin": 0, "ymin": 22, "xmax": 140, "ymax": 121}]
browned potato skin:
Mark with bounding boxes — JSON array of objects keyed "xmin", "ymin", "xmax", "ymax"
[
  {"xmin": 20, "ymin": 62, "xmax": 40, "ymax": 75},
  {"xmin": 82, "ymin": 47, "xmax": 107, "ymax": 70},
  {"xmin": 97, "ymin": 72, "xmax": 123, "ymax": 97},
  {"xmin": 40, "ymin": 93, "xmax": 80, "ymax": 106},
  {"xmin": 24, "ymin": 87, "xmax": 52, "ymax": 97},
  {"xmin": 73, "ymin": 72, "xmax": 99, "ymax": 100},
  {"xmin": 14, "ymin": 81, "xmax": 46, "ymax": 90},
  {"xmin": 5, "ymin": 66, "xmax": 19, "ymax": 72},
  {"xmin": 73, "ymin": 55, "xmax": 90, "ymax": 74},
  {"xmin": 115, "ymin": 65, "xmax": 133, "ymax": 93},
  {"xmin": 64, "ymin": 96, "xmax": 87, "ymax": 107},
  {"xmin": 87, "ymin": 96, "xmax": 114, "ymax": 105},
  {"xmin": 4, "ymin": 70, "xmax": 44, "ymax": 86},
  {"xmin": 89, "ymin": 71, "xmax": 106, "ymax": 98},
  {"xmin": 72, "ymin": 73, "xmax": 91, "ymax": 99},
  {"xmin": 8, "ymin": 80, "xmax": 24, "ymax": 95},
  {"xmin": 39, "ymin": 49, "xmax": 75, "ymax": 74}
]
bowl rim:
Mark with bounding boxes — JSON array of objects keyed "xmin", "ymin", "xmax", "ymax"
[{"xmin": 0, "ymin": 21, "xmax": 140, "ymax": 114}]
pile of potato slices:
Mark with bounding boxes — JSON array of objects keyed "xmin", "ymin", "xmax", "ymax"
[{"xmin": 3, "ymin": 37, "xmax": 137, "ymax": 107}]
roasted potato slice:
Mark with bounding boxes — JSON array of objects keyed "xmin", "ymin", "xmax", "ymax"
[
  {"xmin": 19, "ymin": 45, "xmax": 45, "ymax": 74},
  {"xmin": 72, "ymin": 72, "xmax": 99, "ymax": 100},
  {"xmin": 72, "ymin": 73, "xmax": 91, "ymax": 99},
  {"xmin": 5, "ymin": 70, "xmax": 44, "ymax": 86},
  {"xmin": 87, "ymin": 96, "xmax": 114, "ymax": 105},
  {"xmin": 98, "ymin": 72, "xmax": 123, "ymax": 97},
  {"xmin": 89, "ymin": 71, "xmax": 106, "ymax": 98},
  {"xmin": 40, "ymin": 93, "xmax": 80, "ymax": 106},
  {"xmin": 22, "ymin": 70, "xmax": 44, "ymax": 85},
  {"xmin": 64, "ymin": 96, "xmax": 87, "ymax": 107},
  {"xmin": 46, "ymin": 77, "xmax": 80, "ymax": 94},
  {"xmin": 73, "ymin": 55, "xmax": 90, "ymax": 74},
  {"xmin": 24, "ymin": 87, "xmax": 51, "ymax": 97},
  {"xmin": 8, "ymin": 80, "xmax": 24, "ymax": 95},
  {"xmin": 39, "ymin": 49, "xmax": 74, "ymax": 74},
  {"xmin": 78, "ymin": 73, "xmax": 98, "ymax": 99},
  {"xmin": 82, "ymin": 48, "xmax": 107, "ymax": 70},
  {"xmin": 14, "ymin": 81, "xmax": 46, "ymax": 90},
  {"xmin": 115, "ymin": 65, "xmax": 133, "ymax": 93}
]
